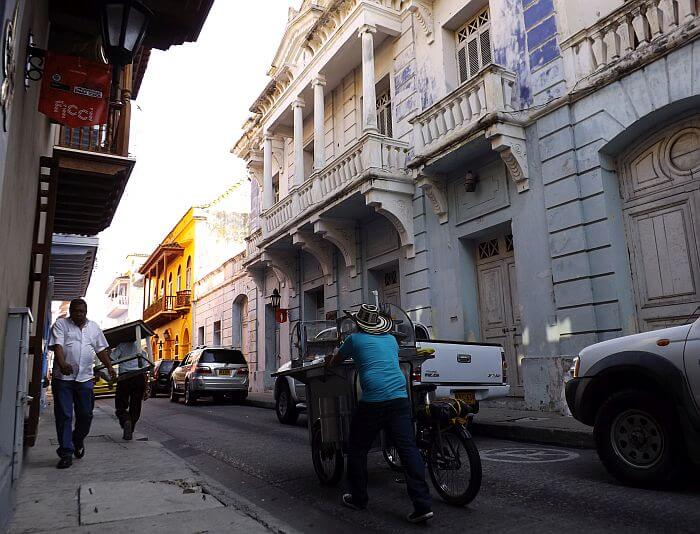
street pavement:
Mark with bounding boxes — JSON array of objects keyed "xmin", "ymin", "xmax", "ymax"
[{"xmin": 123, "ymin": 396, "xmax": 700, "ymax": 534}]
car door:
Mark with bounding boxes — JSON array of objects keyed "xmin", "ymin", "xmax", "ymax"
[{"xmin": 173, "ymin": 354, "xmax": 191, "ymax": 390}]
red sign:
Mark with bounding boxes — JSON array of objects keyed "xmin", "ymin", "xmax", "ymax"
[
  {"xmin": 38, "ymin": 53, "xmax": 111, "ymax": 128},
  {"xmin": 275, "ymin": 309, "xmax": 288, "ymax": 324}
]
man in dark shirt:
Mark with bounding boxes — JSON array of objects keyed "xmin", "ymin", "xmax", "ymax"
[{"xmin": 326, "ymin": 304, "xmax": 433, "ymax": 523}]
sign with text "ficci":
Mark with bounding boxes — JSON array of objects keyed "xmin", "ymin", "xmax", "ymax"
[{"xmin": 38, "ymin": 53, "xmax": 111, "ymax": 128}]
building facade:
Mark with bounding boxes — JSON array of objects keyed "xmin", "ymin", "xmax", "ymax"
[
  {"xmin": 104, "ymin": 253, "xmax": 149, "ymax": 328},
  {"xmin": 234, "ymin": 0, "xmax": 700, "ymax": 407},
  {"xmin": 140, "ymin": 183, "xmax": 249, "ymax": 360},
  {"xmin": 192, "ymin": 252, "xmax": 259, "ymax": 384}
]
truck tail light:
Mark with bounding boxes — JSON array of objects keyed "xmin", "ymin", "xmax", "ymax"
[
  {"xmin": 411, "ymin": 365, "xmax": 422, "ymax": 383},
  {"xmin": 195, "ymin": 366, "xmax": 212, "ymax": 375},
  {"xmin": 501, "ymin": 352, "xmax": 508, "ymax": 384}
]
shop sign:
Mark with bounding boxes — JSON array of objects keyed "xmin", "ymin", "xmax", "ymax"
[
  {"xmin": 38, "ymin": 53, "xmax": 111, "ymax": 127},
  {"xmin": 275, "ymin": 309, "xmax": 288, "ymax": 324}
]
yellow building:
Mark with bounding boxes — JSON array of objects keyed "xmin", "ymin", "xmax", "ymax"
[{"xmin": 139, "ymin": 184, "xmax": 249, "ymax": 360}]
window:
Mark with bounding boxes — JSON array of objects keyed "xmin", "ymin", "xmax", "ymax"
[
  {"xmin": 177, "ymin": 266, "xmax": 182, "ymax": 291},
  {"xmin": 456, "ymin": 8, "xmax": 492, "ymax": 83},
  {"xmin": 186, "ymin": 257, "xmax": 192, "ymax": 289},
  {"xmin": 197, "ymin": 325, "xmax": 205, "ymax": 346},
  {"xmin": 168, "ymin": 273, "xmax": 173, "ymax": 296},
  {"xmin": 272, "ymin": 173, "xmax": 280, "ymax": 204},
  {"xmin": 159, "ymin": 278, "xmax": 164, "ymax": 297},
  {"xmin": 376, "ymin": 92, "xmax": 393, "ymax": 137},
  {"xmin": 213, "ymin": 320, "xmax": 222, "ymax": 346},
  {"xmin": 200, "ymin": 349, "xmax": 246, "ymax": 365}
]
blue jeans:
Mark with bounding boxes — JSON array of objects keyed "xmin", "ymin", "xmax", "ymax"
[
  {"xmin": 52, "ymin": 379, "xmax": 94, "ymax": 458},
  {"xmin": 347, "ymin": 397, "xmax": 432, "ymax": 513}
]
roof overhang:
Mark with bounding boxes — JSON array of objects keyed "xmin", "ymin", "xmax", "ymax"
[
  {"xmin": 52, "ymin": 147, "xmax": 136, "ymax": 236},
  {"xmin": 49, "ymin": 234, "xmax": 99, "ymax": 301},
  {"xmin": 138, "ymin": 243, "xmax": 185, "ymax": 274}
]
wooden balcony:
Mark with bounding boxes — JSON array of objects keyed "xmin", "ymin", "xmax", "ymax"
[
  {"xmin": 55, "ymin": 101, "xmax": 130, "ymax": 158},
  {"xmin": 143, "ymin": 295, "xmax": 179, "ymax": 328},
  {"xmin": 175, "ymin": 290, "xmax": 191, "ymax": 311}
]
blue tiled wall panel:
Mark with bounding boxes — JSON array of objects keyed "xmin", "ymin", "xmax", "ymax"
[
  {"xmin": 527, "ymin": 15, "xmax": 558, "ymax": 50},
  {"xmin": 524, "ymin": 0, "xmax": 554, "ymax": 28},
  {"xmin": 530, "ymin": 38, "xmax": 559, "ymax": 69}
]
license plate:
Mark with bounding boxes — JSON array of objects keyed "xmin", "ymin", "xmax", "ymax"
[
  {"xmin": 455, "ymin": 391, "xmax": 476, "ymax": 404},
  {"xmin": 218, "ymin": 369, "xmax": 231, "ymax": 376}
]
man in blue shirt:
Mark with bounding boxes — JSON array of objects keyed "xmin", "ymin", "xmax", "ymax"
[{"xmin": 326, "ymin": 304, "xmax": 432, "ymax": 523}]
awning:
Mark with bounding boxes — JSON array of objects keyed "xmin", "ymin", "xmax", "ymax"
[{"xmin": 49, "ymin": 234, "xmax": 99, "ymax": 300}]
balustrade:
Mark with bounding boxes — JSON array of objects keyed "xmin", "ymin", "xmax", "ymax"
[
  {"xmin": 143, "ymin": 295, "xmax": 177, "ymax": 322},
  {"xmin": 411, "ymin": 65, "xmax": 516, "ymax": 158},
  {"xmin": 561, "ymin": 0, "xmax": 698, "ymax": 88}
]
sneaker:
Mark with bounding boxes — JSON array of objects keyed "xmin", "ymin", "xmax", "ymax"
[
  {"xmin": 123, "ymin": 419, "xmax": 133, "ymax": 441},
  {"xmin": 341, "ymin": 494, "xmax": 366, "ymax": 511},
  {"xmin": 407, "ymin": 510, "xmax": 434, "ymax": 523},
  {"xmin": 56, "ymin": 457, "xmax": 72, "ymax": 469},
  {"xmin": 74, "ymin": 444, "xmax": 85, "ymax": 459}
]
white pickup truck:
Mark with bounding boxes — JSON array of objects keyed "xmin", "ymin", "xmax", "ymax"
[
  {"xmin": 274, "ymin": 323, "xmax": 509, "ymax": 424},
  {"xmin": 566, "ymin": 316, "xmax": 700, "ymax": 486}
]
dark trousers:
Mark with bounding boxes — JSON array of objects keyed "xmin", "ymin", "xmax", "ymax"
[
  {"xmin": 347, "ymin": 397, "xmax": 432, "ymax": 513},
  {"xmin": 115, "ymin": 373, "xmax": 146, "ymax": 430},
  {"xmin": 52, "ymin": 379, "xmax": 94, "ymax": 458}
]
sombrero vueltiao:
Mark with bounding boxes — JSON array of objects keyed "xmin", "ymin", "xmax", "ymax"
[{"xmin": 346, "ymin": 304, "xmax": 393, "ymax": 335}]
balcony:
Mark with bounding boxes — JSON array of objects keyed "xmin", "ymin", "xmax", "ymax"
[
  {"xmin": 55, "ymin": 101, "xmax": 129, "ymax": 157},
  {"xmin": 246, "ymin": 228, "xmax": 263, "ymax": 260},
  {"xmin": 143, "ymin": 295, "xmax": 179, "ymax": 328},
  {"xmin": 561, "ymin": 0, "xmax": 699, "ymax": 91},
  {"xmin": 107, "ymin": 295, "xmax": 129, "ymax": 319},
  {"xmin": 175, "ymin": 290, "xmax": 191, "ymax": 311},
  {"xmin": 410, "ymin": 65, "xmax": 517, "ymax": 164},
  {"xmin": 262, "ymin": 132, "xmax": 409, "ymax": 237}
]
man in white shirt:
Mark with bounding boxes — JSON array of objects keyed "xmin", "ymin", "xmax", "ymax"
[
  {"xmin": 49, "ymin": 298, "xmax": 116, "ymax": 469},
  {"xmin": 111, "ymin": 341, "xmax": 152, "ymax": 440}
]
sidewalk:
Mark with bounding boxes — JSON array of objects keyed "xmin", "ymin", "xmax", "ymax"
[
  {"xmin": 9, "ymin": 400, "xmax": 298, "ymax": 534},
  {"xmin": 246, "ymin": 392, "xmax": 594, "ymax": 449}
]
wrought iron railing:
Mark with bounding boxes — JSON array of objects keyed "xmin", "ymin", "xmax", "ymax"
[{"xmin": 143, "ymin": 295, "xmax": 177, "ymax": 322}]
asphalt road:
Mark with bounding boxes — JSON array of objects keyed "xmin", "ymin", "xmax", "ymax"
[{"xmin": 97, "ymin": 397, "xmax": 700, "ymax": 533}]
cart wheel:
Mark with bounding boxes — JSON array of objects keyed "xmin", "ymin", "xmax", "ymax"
[
  {"xmin": 383, "ymin": 446, "xmax": 403, "ymax": 472},
  {"xmin": 311, "ymin": 422, "xmax": 344, "ymax": 486}
]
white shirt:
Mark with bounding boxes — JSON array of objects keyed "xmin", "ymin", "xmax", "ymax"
[
  {"xmin": 111, "ymin": 341, "xmax": 152, "ymax": 374},
  {"xmin": 49, "ymin": 317, "xmax": 109, "ymax": 382}
]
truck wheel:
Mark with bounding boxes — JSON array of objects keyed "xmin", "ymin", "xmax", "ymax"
[
  {"xmin": 276, "ymin": 382, "xmax": 299, "ymax": 425},
  {"xmin": 594, "ymin": 389, "xmax": 679, "ymax": 487}
]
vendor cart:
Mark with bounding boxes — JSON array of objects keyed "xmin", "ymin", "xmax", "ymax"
[
  {"xmin": 94, "ymin": 320, "xmax": 155, "ymax": 390},
  {"xmin": 272, "ymin": 304, "xmax": 482, "ymax": 505}
]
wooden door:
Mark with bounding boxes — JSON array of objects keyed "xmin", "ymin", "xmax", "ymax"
[
  {"xmin": 621, "ymin": 118, "xmax": 700, "ymax": 331},
  {"xmin": 476, "ymin": 234, "xmax": 522, "ymax": 395}
]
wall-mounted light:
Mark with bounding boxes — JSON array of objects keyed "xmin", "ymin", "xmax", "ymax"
[
  {"xmin": 100, "ymin": 0, "xmax": 153, "ymax": 84},
  {"xmin": 269, "ymin": 288, "xmax": 281, "ymax": 310},
  {"xmin": 464, "ymin": 171, "xmax": 478, "ymax": 192}
]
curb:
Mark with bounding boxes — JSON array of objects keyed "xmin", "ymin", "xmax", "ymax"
[
  {"xmin": 245, "ymin": 396, "xmax": 596, "ymax": 450},
  {"xmin": 472, "ymin": 421, "xmax": 595, "ymax": 449}
]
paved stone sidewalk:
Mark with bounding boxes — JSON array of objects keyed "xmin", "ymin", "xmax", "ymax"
[
  {"xmin": 9, "ymin": 400, "xmax": 299, "ymax": 534},
  {"xmin": 247, "ymin": 392, "xmax": 594, "ymax": 449}
]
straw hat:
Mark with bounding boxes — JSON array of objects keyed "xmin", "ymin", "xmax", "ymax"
[{"xmin": 347, "ymin": 304, "xmax": 393, "ymax": 335}]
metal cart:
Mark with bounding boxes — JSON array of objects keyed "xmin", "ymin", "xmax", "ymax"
[
  {"xmin": 272, "ymin": 304, "xmax": 433, "ymax": 485},
  {"xmin": 94, "ymin": 320, "xmax": 155, "ymax": 389}
]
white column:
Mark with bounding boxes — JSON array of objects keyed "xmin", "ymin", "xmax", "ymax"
[
  {"xmin": 263, "ymin": 134, "xmax": 274, "ymax": 209},
  {"xmin": 359, "ymin": 24, "xmax": 378, "ymax": 133},
  {"xmin": 292, "ymin": 98, "xmax": 305, "ymax": 188},
  {"xmin": 312, "ymin": 76, "xmax": 326, "ymax": 170}
]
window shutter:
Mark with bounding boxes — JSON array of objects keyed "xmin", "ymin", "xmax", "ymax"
[
  {"xmin": 455, "ymin": 8, "xmax": 493, "ymax": 84},
  {"xmin": 480, "ymin": 29, "xmax": 492, "ymax": 66},
  {"xmin": 467, "ymin": 38, "xmax": 479, "ymax": 78},
  {"xmin": 457, "ymin": 46, "xmax": 468, "ymax": 83}
]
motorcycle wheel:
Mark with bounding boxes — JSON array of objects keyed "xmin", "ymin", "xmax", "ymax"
[{"xmin": 427, "ymin": 426, "xmax": 482, "ymax": 506}]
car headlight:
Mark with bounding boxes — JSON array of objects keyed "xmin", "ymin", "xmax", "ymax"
[{"xmin": 570, "ymin": 356, "xmax": 580, "ymax": 378}]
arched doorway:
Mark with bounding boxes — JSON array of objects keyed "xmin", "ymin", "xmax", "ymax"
[
  {"xmin": 231, "ymin": 294, "xmax": 249, "ymax": 355},
  {"xmin": 619, "ymin": 116, "xmax": 700, "ymax": 330}
]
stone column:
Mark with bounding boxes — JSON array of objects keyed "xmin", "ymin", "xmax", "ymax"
[
  {"xmin": 292, "ymin": 98, "xmax": 305, "ymax": 187},
  {"xmin": 312, "ymin": 76, "xmax": 326, "ymax": 170},
  {"xmin": 358, "ymin": 24, "xmax": 378, "ymax": 133},
  {"xmin": 262, "ymin": 133, "xmax": 274, "ymax": 209}
]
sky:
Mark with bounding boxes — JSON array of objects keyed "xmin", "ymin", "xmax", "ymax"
[{"xmin": 85, "ymin": 1, "xmax": 297, "ymax": 322}]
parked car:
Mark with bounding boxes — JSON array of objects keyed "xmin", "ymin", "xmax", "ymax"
[
  {"xmin": 149, "ymin": 359, "xmax": 180, "ymax": 397},
  {"xmin": 274, "ymin": 323, "xmax": 509, "ymax": 424},
  {"xmin": 566, "ymin": 315, "xmax": 700, "ymax": 486},
  {"xmin": 170, "ymin": 347, "xmax": 249, "ymax": 405}
]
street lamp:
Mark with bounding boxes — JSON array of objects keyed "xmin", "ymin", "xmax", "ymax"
[
  {"xmin": 269, "ymin": 288, "xmax": 281, "ymax": 310},
  {"xmin": 100, "ymin": 0, "xmax": 153, "ymax": 83}
]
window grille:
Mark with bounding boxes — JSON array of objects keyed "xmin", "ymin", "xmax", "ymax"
[
  {"xmin": 456, "ymin": 8, "xmax": 492, "ymax": 84},
  {"xmin": 376, "ymin": 92, "xmax": 393, "ymax": 137},
  {"xmin": 505, "ymin": 234, "xmax": 514, "ymax": 252},
  {"xmin": 478, "ymin": 238, "xmax": 499, "ymax": 260}
]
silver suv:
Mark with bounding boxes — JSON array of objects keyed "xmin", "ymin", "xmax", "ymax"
[{"xmin": 170, "ymin": 347, "xmax": 249, "ymax": 405}]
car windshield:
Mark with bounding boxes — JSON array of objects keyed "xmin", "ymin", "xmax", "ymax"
[{"xmin": 199, "ymin": 349, "xmax": 246, "ymax": 365}]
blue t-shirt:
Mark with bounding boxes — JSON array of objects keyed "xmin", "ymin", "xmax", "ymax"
[{"xmin": 337, "ymin": 332, "xmax": 407, "ymax": 402}]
